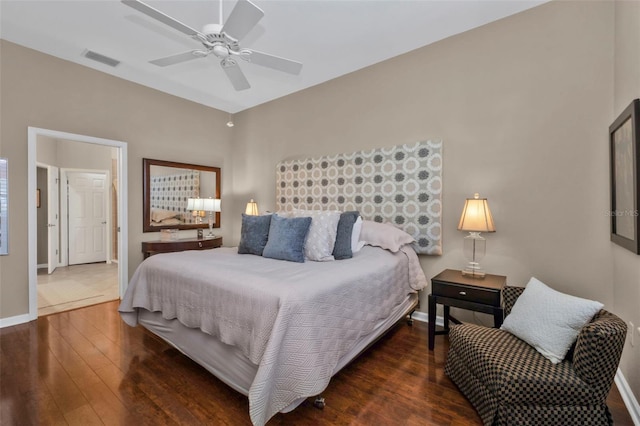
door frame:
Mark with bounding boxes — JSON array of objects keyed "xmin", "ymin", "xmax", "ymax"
[
  {"xmin": 27, "ymin": 127, "xmax": 128, "ymax": 321},
  {"xmin": 61, "ymin": 168, "xmax": 111, "ymax": 267}
]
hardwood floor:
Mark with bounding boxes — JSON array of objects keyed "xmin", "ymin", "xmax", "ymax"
[{"xmin": 0, "ymin": 301, "xmax": 634, "ymax": 425}]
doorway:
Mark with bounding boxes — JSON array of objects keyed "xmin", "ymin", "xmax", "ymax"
[
  {"xmin": 28, "ymin": 127, "xmax": 128, "ymax": 321},
  {"xmin": 36, "ymin": 166, "xmax": 115, "ymax": 316}
]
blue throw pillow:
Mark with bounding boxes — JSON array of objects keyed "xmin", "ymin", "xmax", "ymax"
[
  {"xmin": 332, "ymin": 211, "xmax": 360, "ymax": 260},
  {"xmin": 238, "ymin": 214, "xmax": 272, "ymax": 255},
  {"xmin": 262, "ymin": 214, "xmax": 312, "ymax": 263}
]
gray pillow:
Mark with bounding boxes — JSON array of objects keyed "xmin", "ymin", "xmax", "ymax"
[
  {"xmin": 332, "ymin": 211, "xmax": 360, "ymax": 260},
  {"xmin": 262, "ymin": 214, "xmax": 312, "ymax": 263},
  {"xmin": 238, "ymin": 214, "xmax": 272, "ymax": 255}
]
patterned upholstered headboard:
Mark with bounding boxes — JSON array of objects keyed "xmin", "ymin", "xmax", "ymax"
[
  {"xmin": 276, "ymin": 140, "xmax": 442, "ymax": 255},
  {"xmin": 150, "ymin": 169, "xmax": 200, "ymax": 224}
]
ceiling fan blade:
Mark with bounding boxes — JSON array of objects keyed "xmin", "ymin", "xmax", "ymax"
[
  {"xmin": 243, "ymin": 50, "xmax": 303, "ymax": 75},
  {"xmin": 221, "ymin": 59, "xmax": 250, "ymax": 91},
  {"xmin": 150, "ymin": 51, "xmax": 203, "ymax": 67},
  {"xmin": 221, "ymin": 0, "xmax": 264, "ymax": 42},
  {"xmin": 121, "ymin": 0, "xmax": 201, "ymax": 37}
]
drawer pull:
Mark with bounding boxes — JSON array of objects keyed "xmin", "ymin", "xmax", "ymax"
[
  {"xmin": 198, "ymin": 242, "xmax": 203, "ymax": 248},
  {"xmin": 459, "ymin": 291, "xmax": 467, "ymax": 296}
]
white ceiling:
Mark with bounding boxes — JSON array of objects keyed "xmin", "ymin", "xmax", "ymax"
[{"xmin": 1, "ymin": 0, "xmax": 546, "ymax": 113}]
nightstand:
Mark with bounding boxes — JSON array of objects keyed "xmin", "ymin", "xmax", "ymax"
[
  {"xmin": 142, "ymin": 236, "xmax": 223, "ymax": 259},
  {"xmin": 428, "ymin": 269, "xmax": 506, "ymax": 350}
]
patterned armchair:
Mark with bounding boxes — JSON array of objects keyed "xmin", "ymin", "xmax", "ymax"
[{"xmin": 445, "ymin": 286, "xmax": 627, "ymax": 426}]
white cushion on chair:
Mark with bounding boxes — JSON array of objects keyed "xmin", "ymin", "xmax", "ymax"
[{"xmin": 500, "ymin": 277, "xmax": 603, "ymax": 364}]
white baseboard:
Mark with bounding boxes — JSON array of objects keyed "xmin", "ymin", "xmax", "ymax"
[
  {"xmin": 615, "ymin": 369, "xmax": 640, "ymax": 425},
  {"xmin": 37, "ymin": 263, "xmax": 47, "ymax": 269},
  {"xmin": 0, "ymin": 313, "xmax": 33, "ymax": 328},
  {"xmin": 410, "ymin": 310, "xmax": 444, "ymax": 327}
]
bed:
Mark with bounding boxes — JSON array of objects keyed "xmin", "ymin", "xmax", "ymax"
[
  {"xmin": 120, "ymin": 244, "xmax": 426, "ymax": 424},
  {"xmin": 120, "ymin": 140, "xmax": 442, "ymax": 425}
]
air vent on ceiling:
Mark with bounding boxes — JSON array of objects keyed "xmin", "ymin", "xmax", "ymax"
[{"xmin": 82, "ymin": 49, "xmax": 120, "ymax": 67}]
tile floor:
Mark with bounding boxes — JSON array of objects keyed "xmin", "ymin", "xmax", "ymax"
[{"xmin": 37, "ymin": 262, "xmax": 119, "ymax": 316}]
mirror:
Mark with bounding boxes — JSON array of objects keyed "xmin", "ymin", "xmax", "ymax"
[{"xmin": 143, "ymin": 158, "xmax": 221, "ymax": 233}]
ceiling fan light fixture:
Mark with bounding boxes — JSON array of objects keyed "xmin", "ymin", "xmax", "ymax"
[{"xmin": 213, "ymin": 44, "xmax": 230, "ymax": 58}]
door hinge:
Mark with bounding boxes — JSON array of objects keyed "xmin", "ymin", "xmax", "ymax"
[{"xmin": 56, "ymin": 249, "xmax": 58, "ymax": 255}]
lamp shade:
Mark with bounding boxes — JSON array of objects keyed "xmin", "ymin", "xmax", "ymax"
[
  {"xmin": 457, "ymin": 193, "xmax": 496, "ymax": 233},
  {"xmin": 201, "ymin": 198, "xmax": 221, "ymax": 212},
  {"xmin": 187, "ymin": 198, "xmax": 204, "ymax": 211},
  {"xmin": 245, "ymin": 199, "xmax": 259, "ymax": 216}
]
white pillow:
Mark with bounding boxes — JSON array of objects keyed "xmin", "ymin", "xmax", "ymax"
[
  {"xmin": 151, "ymin": 208, "xmax": 178, "ymax": 222},
  {"xmin": 291, "ymin": 209, "xmax": 341, "ymax": 261},
  {"xmin": 501, "ymin": 277, "xmax": 603, "ymax": 364},
  {"xmin": 351, "ymin": 216, "xmax": 364, "ymax": 253},
  {"xmin": 360, "ymin": 220, "xmax": 415, "ymax": 252}
]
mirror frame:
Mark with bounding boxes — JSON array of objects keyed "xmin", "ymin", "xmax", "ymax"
[{"xmin": 143, "ymin": 158, "xmax": 221, "ymax": 233}]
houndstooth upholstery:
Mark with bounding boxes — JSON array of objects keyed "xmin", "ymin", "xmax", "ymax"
[
  {"xmin": 502, "ymin": 285, "xmax": 524, "ymax": 317},
  {"xmin": 445, "ymin": 286, "xmax": 627, "ymax": 426}
]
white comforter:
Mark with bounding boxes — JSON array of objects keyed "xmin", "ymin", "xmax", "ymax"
[{"xmin": 119, "ymin": 245, "xmax": 426, "ymax": 425}]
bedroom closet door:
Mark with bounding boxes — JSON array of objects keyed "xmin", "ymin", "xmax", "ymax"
[{"xmin": 68, "ymin": 171, "xmax": 108, "ymax": 265}]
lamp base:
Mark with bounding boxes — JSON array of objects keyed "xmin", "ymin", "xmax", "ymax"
[
  {"xmin": 461, "ymin": 262, "xmax": 486, "ymax": 279},
  {"xmin": 206, "ymin": 216, "xmax": 216, "ymax": 239}
]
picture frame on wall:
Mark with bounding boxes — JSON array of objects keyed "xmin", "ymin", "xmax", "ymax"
[{"xmin": 609, "ymin": 98, "xmax": 640, "ymax": 254}]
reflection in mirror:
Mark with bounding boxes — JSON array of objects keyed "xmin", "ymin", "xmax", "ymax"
[{"xmin": 143, "ymin": 159, "xmax": 220, "ymax": 233}]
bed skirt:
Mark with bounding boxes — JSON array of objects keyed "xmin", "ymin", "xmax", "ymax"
[{"xmin": 137, "ymin": 292, "xmax": 419, "ymax": 414}]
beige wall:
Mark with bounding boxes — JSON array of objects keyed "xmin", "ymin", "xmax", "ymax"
[
  {"xmin": 0, "ymin": 40, "xmax": 233, "ymax": 318},
  {"xmin": 54, "ymin": 138, "xmax": 114, "ymax": 171},
  {"xmin": 232, "ymin": 0, "xmax": 614, "ymax": 305},
  {"xmin": 613, "ymin": 0, "xmax": 640, "ymax": 406}
]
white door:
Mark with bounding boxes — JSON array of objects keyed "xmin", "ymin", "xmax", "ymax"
[
  {"xmin": 68, "ymin": 172, "xmax": 108, "ymax": 265},
  {"xmin": 47, "ymin": 166, "xmax": 59, "ymax": 274}
]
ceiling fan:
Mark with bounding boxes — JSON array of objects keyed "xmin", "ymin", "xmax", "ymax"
[{"xmin": 121, "ymin": 0, "xmax": 303, "ymax": 91}]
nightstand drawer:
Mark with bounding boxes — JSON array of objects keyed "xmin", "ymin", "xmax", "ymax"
[
  {"xmin": 175, "ymin": 239, "xmax": 216, "ymax": 251},
  {"xmin": 142, "ymin": 236, "xmax": 223, "ymax": 258},
  {"xmin": 432, "ymin": 281, "xmax": 500, "ymax": 306}
]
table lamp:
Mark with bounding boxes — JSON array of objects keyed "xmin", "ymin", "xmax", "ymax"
[
  {"xmin": 201, "ymin": 198, "xmax": 221, "ymax": 239},
  {"xmin": 245, "ymin": 199, "xmax": 259, "ymax": 216},
  {"xmin": 457, "ymin": 193, "xmax": 496, "ymax": 278}
]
